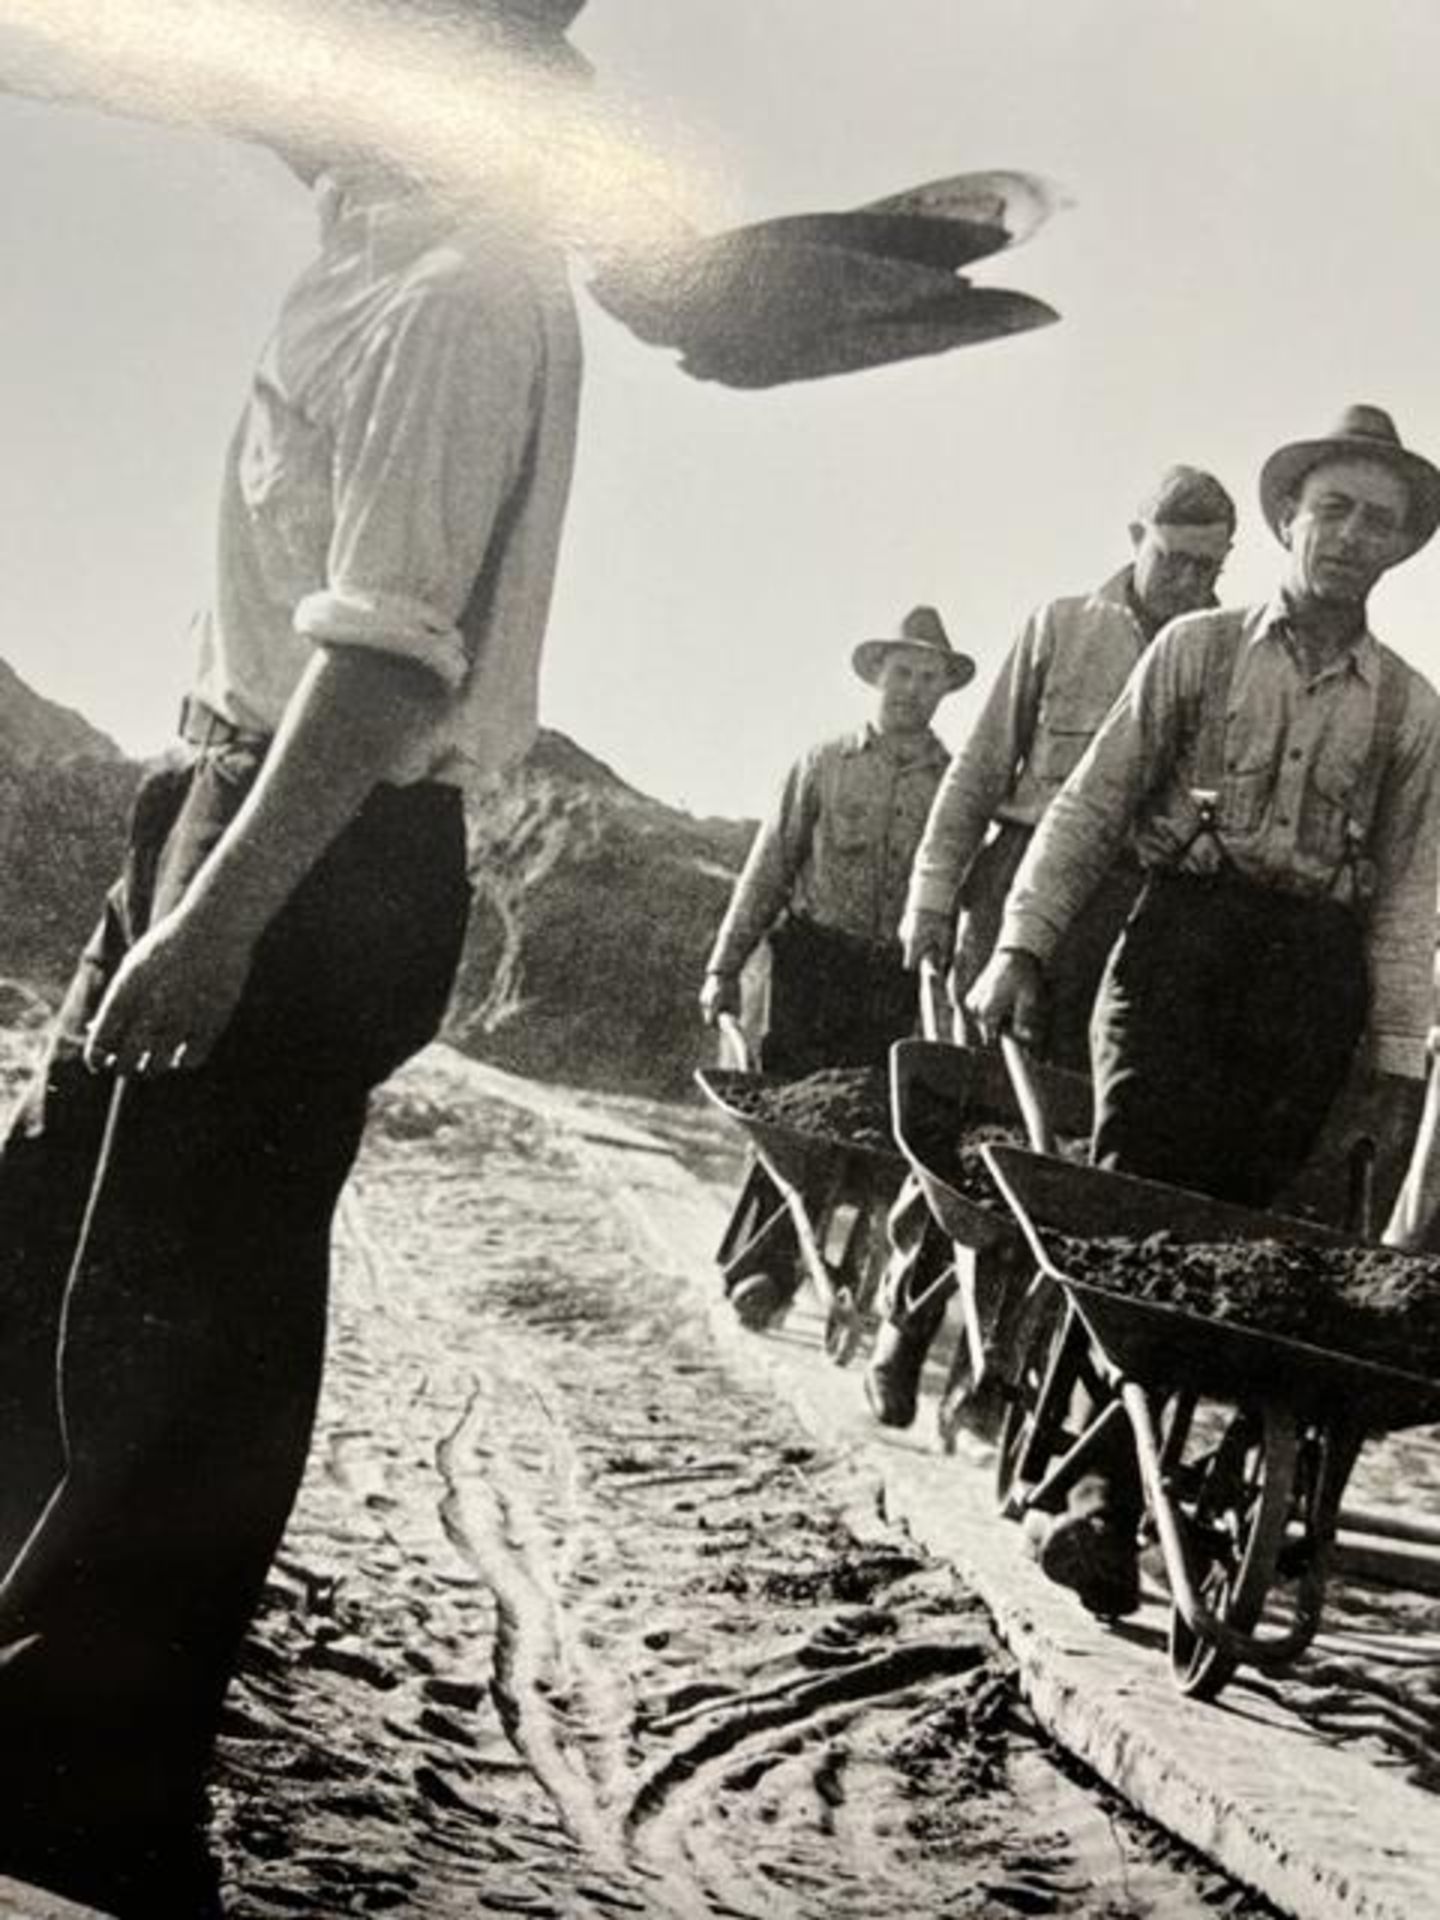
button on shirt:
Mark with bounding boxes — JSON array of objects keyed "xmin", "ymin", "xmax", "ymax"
[
  {"xmin": 907, "ymin": 568, "xmax": 1153, "ymax": 920},
  {"xmin": 191, "ymin": 166, "xmax": 582, "ymax": 785},
  {"xmin": 1001, "ymin": 601, "xmax": 1440, "ymax": 1076},
  {"xmin": 708, "ymin": 727, "xmax": 951, "ymax": 975}
]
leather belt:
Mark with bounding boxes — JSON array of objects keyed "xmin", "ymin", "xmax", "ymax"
[{"xmin": 178, "ymin": 693, "xmax": 272, "ymax": 753}]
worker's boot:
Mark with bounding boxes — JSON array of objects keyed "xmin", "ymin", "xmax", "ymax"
[
  {"xmin": 728, "ymin": 1267, "xmax": 801, "ymax": 1330},
  {"xmin": 1024, "ymin": 1471, "xmax": 1142, "ymax": 1619},
  {"xmin": 864, "ymin": 1289, "xmax": 947, "ymax": 1429}
]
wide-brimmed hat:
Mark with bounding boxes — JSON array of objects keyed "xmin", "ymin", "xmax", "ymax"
[
  {"xmin": 1259, "ymin": 404, "xmax": 1440, "ymax": 554},
  {"xmin": 851, "ymin": 606, "xmax": 975, "ymax": 691}
]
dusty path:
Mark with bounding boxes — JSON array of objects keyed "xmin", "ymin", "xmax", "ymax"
[{"xmin": 205, "ymin": 1057, "xmax": 1278, "ymax": 1919}]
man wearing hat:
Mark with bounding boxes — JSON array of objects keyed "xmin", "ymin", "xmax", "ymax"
[
  {"xmin": 971, "ymin": 405, "xmax": 1440, "ymax": 1616},
  {"xmin": 0, "ymin": 2, "xmax": 588, "ymax": 1906},
  {"xmin": 700, "ymin": 607, "xmax": 972, "ymax": 1324},
  {"xmin": 864, "ymin": 466, "xmax": 1236, "ymax": 1428}
]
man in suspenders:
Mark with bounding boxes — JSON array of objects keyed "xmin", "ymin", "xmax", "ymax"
[
  {"xmin": 971, "ymin": 404, "xmax": 1440, "ymax": 1616},
  {"xmin": 864, "ymin": 469, "xmax": 1235, "ymax": 1429},
  {"xmin": 904, "ymin": 466, "xmax": 1237, "ymax": 1065}
]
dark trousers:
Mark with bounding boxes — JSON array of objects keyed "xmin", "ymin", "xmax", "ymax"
[
  {"xmin": 880, "ymin": 834, "xmax": 1140, "ymax": 1333},
  {"xmin": 954, "ymin": 822, "xmax": 1141, "ymax": 1074},
  {"xmin": 0, "ymin": 746, "xmax": 469, "ymax": 1904},
  {"xmin": 1066, "ymin": 873, "xmax": 1369, "ymax": 1534},
  {"xmin": 1091, "ymin": 873, "xmax": 1368, "ymax": 1207},
  {"xmin": 762, "ymin": 912, "xmax": 913, "ymax": 1077}
]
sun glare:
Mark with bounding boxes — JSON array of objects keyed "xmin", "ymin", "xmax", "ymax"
[{"xmin": 0, "ymin": 0, "xmax": 727, "ymax": 252}]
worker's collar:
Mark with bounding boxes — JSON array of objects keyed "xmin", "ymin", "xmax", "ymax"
[
  {"xmin": 843, "ymin": 722, "xmax": 947, "ymax": 764},
  {"xmin": 1092, "ymin": 563, "xmax": 1218, "ymax": 640},
  {"xmin": 1253, "ymin": 594, "xmax": 1380, "ymax": 687},
  {"xmin": 1091, "ymin": 565, "xmax": 1140, "ymax": 616}
]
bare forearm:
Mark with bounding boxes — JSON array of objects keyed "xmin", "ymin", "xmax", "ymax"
[
  {"xmin": 84, "ymin": 646, "xmax": 452, "ymax": 1074},
  {"xmin": 181, "ymin": 647, "xmax": 450, "ymax": 944}
]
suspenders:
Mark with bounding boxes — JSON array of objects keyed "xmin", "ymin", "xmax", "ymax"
[
  {"xmin": 1172, "ymin": 615, "xmax": 1247, "ymax": 868},
  {"xmin": 1340, "ymin": 645, "xmax": 1407, "ymax": 898},
  {"xmin": 1178, "ymin": 611, "xmax": 1402, "ymax": 902}
]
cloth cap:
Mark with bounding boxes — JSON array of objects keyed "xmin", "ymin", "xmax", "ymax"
[
  {"xmin": 1259, "ymin": 404, "xmax": 1440, "ymax": 555},
  {"xmin": 851, "ymin": 605, "xmax": 976, "ymax": 691},
  {"xmin": 1135, "ymin": 464, "xmax": 1236, "ymax": 531}
]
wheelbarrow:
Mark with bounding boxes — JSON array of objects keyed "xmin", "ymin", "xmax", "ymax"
[
  {"xmin": 889, "ymin": 997, "xmax": 1092, "ymax": 1450},
  {"xmin": 980, "ymin": 1136, "xmax": 1440, "ymax": 1702},
  {"xmin": 697, "ymin": 1017, "xmax": 907, "ymax": 1365}
]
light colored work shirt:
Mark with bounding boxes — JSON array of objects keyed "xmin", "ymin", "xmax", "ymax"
[
  {"xmin": 708, "ymin": 725, "xmax": 950, "ymax": 975},
  {"xmin": 907, "ymin": 568, "xmax": 1153, "ymax": 919},
  {"xmin": 1000, "ymin": 600, "xmax": 1440, "ymax": 1076},
  {"xmin": 191, "ymin": 165, "xmax": 582, "ymax": 786}
]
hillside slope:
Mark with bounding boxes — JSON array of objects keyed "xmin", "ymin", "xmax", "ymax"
[{"xmin": 448, "ymin": 732, "xmax": 752, "ymax": 1097}]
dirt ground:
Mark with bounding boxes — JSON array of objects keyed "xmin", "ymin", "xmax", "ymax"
[
  {"xmin": 0, "ymin": 1007, "xmax": 1433, "ymax": 1917},
  {"xmin": 198, "ymin": 1052, "xmax": 1281, "ymax": 1919}
]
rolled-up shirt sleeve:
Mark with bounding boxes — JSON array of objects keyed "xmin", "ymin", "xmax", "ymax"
[
  {"xmin": 295, "ymin": 279, "xmax": 539, "ymax": 688},
  {"xmin": 1364, "ymin": 691, "xmax": 1440, "ymax": 1079}
]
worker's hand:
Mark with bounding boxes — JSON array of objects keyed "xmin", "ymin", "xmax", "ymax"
[
  {"xmin": 83, "ymin": 905, "xmax": 255, "ymax": 1077},
  {"xmin": 899, "ymin": 906, "xmax": 951, "ymax": 972},
  {"xmin": 965, "ymin": 948, "xmax": 1046, "ymax": 1051},
  {"xmin": 699, "ymin": 970, "xmax": 742, "ymax": 1028}
]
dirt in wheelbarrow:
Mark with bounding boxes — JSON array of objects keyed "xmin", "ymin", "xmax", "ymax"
[
  {"xmin": 901, "ymin": 1076, "xmax": 1089, "ymax": 1210},
  {"xmin": 722, "ymin": 1065, "xmax": 898, "ymax": 1152},
  {"xmin": 1052, "ymin": 1230, "xmax": 1440, "ymax": 1377}
]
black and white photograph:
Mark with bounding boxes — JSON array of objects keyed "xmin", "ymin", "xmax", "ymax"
[{"xmin": 0, "ymin": 2, "xmax": 1438, "ymax": 1915}]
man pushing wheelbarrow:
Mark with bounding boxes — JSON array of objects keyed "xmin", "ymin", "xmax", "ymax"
[
  {"xmin": 866, "ymin": 463, "xmax": 1238, "ymax": 1428},
  {"xmin": 969, "ymin": 404, "xmax": 1440, "ymax": 1618},
  {"xmin": 699, "ymin": 606, "xmax": 973, "ymax": 1327}
]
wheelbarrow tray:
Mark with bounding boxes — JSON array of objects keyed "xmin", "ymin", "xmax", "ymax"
[
  {"xmin": 890, "ymin": 1039, "xmax": 1091, "ymax": 1254},
  {"xmin": 983, "ymin": 1144, "xmax": 1440, "ymax": 1431},
  {"xmin": 695, "ymin": 1067, "xmax": 906, "ymax": 1199}
]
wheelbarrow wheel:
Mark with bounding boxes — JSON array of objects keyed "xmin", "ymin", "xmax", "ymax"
[
  {"xmin": 824, "ymin": 1198, "xmax": 891, "ymax": 1367},
  {"xmin": 1168, "ymin": 1403, "xmax": 1299, "ymax": 1702},
  {"xmin": 730, "ymin": 1265, "xmax": 802, "ymax": 1331},
  {"xmin": 994, "ymin": 1291, "xmax": 1065, "ymax": 1515},
  {"xmin": 937, "ymin": 1339, "xmax": 978, "ymax": 1455}
]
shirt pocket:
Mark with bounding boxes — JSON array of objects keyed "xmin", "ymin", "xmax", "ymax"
[
  {"xmin": 1216, "ymin": 713, "xmax": 1277, "ymax": 835},
  {"xmin": 825, "ymin": 798, "xmax": 874, "ymax": 858},
  {"xmin": 1029, "ymin": 698, "xmax": 1106, "ymax": 790},
  {"xmin": 1299, "ymin": 739, "xmax": 1368, "ymax": 868}
]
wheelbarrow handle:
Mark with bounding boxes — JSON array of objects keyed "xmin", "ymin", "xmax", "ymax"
[
  {"xmin": 717, "ymin": 1012, "xmax": 756, "ymax": 1074},
  {"xmin": 918, "ymin": 955, "xmax": 950, "ymax": 1043},
  {"xmin": 1000, "ymin": 1031, "xmax": 1058, "ymax": 1156}
]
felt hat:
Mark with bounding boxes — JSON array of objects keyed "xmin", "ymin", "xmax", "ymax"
[
  {"xmin": 1259, "ymin": 404, "xmax": 1440, "ymax": 554},
  {"xmin": 851, "ymin": 605, "xmax": 975, "ymax": 691}
]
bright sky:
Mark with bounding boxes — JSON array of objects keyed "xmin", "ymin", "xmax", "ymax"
[{"xmin": 4, "ymin": 1, "xmax": 1440, "ymax": 816}]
